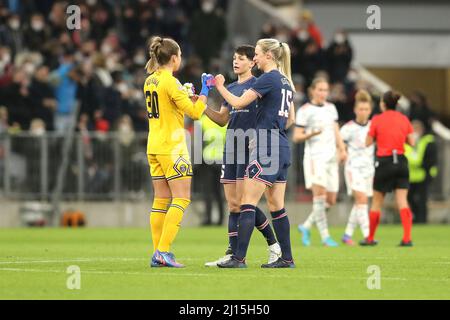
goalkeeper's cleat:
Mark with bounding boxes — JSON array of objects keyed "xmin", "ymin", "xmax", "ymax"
[
  {"xmin": 342, "ymin": 234, "xmax": 355, "ymax": 246},
  {"xmin": 297, "ymin": 224, "xmax": 311, "ymax": 247},
  {"xmin": 323, "ymin": 237, "xmax": 339, "ymax": 247},
  {"xmin": 155, "ymin": 250, "xmax": 185, "ymax": 268},
  {"xmin": 359, "ymin": 238, "xmax": 378, "ymax": 246},
  {"xmin": 217, "ymin": 256, "xmax": 247, "ymax": 268},
  {"xmin": 398, "ymin": 240, "xmax": 413, "ymax": 247},
  {"xmin": 261, "ymin": 258, "xmax": 295, "ymax": 269},
  {"xmin": 204, "ymin": 254, "xmax": 232, "ymax": 267},
  {"xmin": 268, "ymin": 243, "xmax": 282, "ymax": 264},
  {"xmin": 150, "ymin": 252, "xmax": 166, "ymax": 268}
]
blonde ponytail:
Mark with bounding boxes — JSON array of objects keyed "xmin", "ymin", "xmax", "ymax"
[
  {"xmin": 279, "ymin": 42, "xmax": 295, "ymax": 92},
  {"xmin": 256, "ymin": 38, "xmax": 296, "ymax": 92}
]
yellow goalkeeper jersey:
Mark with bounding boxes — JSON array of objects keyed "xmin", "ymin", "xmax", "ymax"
[{"xmin": 144, "ymin": 69, "xmax": 206, "ymax": 155}]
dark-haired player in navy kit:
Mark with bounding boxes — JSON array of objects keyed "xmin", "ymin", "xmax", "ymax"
[
  {"xmin": 203, "ymin": 45, "xmax": 282, "ymax": 268},
  {"xmin": 214, "ymin": 39, "xmax": 296, "ymax": 268}
]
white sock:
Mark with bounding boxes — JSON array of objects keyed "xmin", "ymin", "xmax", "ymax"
[
  {"xmin": 344, "ymin": 206, "xmax": 358, "ymax": 238},
  {"xmin": 313, "ymin": 196, "xmax": 329, "ymax": 241},
  {"xmin": 356, "ymin": 204, "xmax": 370, "ymax": 238},
  {"xmin": 302, "ymin": 212, "xmax": 315, "ymax": 229}
]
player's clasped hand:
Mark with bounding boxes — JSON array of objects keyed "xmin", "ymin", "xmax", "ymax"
[
  {"xmin": 214, "ymin": 74, "xmax": 225, "ymax": 88},
  {"xmin": 200, "ymin": 73, "xmax": 216, "ymax": 96}
]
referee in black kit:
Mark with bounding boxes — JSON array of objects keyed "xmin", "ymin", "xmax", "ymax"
[{"xmin": 362, "ymin": 91, "xmax": 416, "ymax": 247}]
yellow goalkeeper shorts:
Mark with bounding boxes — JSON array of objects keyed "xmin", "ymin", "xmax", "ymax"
[{"xmin": 148, "ymin": 154, "xmax": 193, "ymax": 181}]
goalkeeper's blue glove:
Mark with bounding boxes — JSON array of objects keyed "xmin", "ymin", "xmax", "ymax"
[{"xmin": 200, "ymin": 73, "xmax": 215, "ymax": 96}]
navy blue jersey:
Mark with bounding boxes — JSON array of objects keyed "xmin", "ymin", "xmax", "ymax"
[
  {"xmin": 250, "ymin": 70, "xmax": 293, "ymax": 153},
  {"xmin": 223, "ymin": 77, "xmax": 257, "ymax": 161}
]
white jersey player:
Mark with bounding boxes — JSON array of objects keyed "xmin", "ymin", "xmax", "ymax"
[
  {"xmin": 293, "ymin": 78, "xmax": 347, "ymax": 247},
  {"xmin": 340, "ymin": 90, "xmax": 374, "ymax": 245}
]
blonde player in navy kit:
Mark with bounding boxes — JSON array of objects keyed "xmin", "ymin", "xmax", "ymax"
[{"xmin": 214, "ymin": 39, "xmax": 296, "ymax": 268}]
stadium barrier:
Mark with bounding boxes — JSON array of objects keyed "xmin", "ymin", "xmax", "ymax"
[{"xmin": 0, "ymin": 131, "xmax": 449, "ymax": 202}]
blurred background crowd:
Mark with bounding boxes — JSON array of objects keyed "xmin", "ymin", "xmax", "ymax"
[{"xmin": 0, "ymin": 0, "xmax": 228, "ymax": 135}]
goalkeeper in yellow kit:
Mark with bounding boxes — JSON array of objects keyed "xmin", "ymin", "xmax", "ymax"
[{"xmin": 145, "ymin": 36, "xmax": 215, "ymax": 268}]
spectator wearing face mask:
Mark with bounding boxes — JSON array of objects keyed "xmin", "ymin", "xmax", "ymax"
[
  {"xmin": 189, "ymin": 0, "xmax": 227, "ymax": 68},
  {"xmin": 290, "ymin": 27, "xmax": 310, "ymax": 75},
  {"xmin": 298, "ymin": 9, "xmax": 323, "ymax": 49},
  {"xmin": 0, "ymin": 14, "xmax": 24, "ymax": 57},
  {"xmin": 299, "ymin": 38, "xmax": 325, "ymax": 88},
  {"xmin": 326, "ymin": 30, "xmax": 353, "ymax": 83},
  {"xmin": 24, "ymin": 13, "xmax": 49, "ymax": 52}
]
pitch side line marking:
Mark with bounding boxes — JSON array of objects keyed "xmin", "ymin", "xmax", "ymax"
[
  {"xmin": 0, "ymin": 257, "xmax": 199, "ymax": 265},
  {"xmin": 1, "ymin": 267, "xmax": 450, "ymax": 283}
]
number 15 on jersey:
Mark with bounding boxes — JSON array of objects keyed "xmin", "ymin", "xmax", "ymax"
[{"xmin": 279, "ymin": 89, "xmax": 292, "ymax": 118}]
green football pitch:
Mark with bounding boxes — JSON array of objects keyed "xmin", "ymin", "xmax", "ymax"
[{"xmin": 1, "ymin": 225, "xmax": 450, "ymax": 300}]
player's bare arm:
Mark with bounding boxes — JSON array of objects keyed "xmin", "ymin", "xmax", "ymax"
[
  {"xmin": 366, "ymin": 134, "xmax": 374, "ymax": 147},
  {"xmin": 204, "ymin": 105, "xmax": 230, "ymax": 127},
  {"xmin": 335, "ymin": 123, "xmax": 348, "ymax": 162},
  {"xmin": 292, "ymin": 126, "xmax": 322, "ymax": 143},
  {"xmin": 286, "ymin": 102, "xmax": 296, "ymax": 129},
  {"xmin": 215, "ymin": 74, "xmax": 258, "ymax": 109}
]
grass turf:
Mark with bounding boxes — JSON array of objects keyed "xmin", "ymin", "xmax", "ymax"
[{"xmin": 1, "ymin": 225, "xmax": 450, "ymax": 300}]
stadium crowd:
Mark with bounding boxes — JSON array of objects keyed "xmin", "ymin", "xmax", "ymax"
[
  {"xmin": 0, "ymin": 1, "xmax": 438, "ymax": 133},
  {"xmin": 0, "ymin": 0, "xmax": 227, "ymax": 134}
]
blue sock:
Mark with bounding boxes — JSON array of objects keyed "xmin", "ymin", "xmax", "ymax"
[
  {"xmin": 234, "ymin": 204, "xmax": 256, "ymax": 261},
  {"xmin": 255, "ymin": 207, "xmax": 277, "ymax": 246},
  {"xmin": 271, "ymin": 209, "xmax": 293, "ymax": 262},
  {"xmin": 228, "ymin": 212, "xmax": 240, "ymax": 255}
]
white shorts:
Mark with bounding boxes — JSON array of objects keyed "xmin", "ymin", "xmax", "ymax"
[
  {"xmin": 304, "ymin": 156, "xmax": 339, "ymax": 193},
  {"xmin": 344, "ymin": 166, "xmax": 374, "ymax": 197}
]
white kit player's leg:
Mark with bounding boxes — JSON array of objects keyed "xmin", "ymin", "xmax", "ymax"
[
  {"xmin": 303, "ymin": 212, "xmax": 315, "ymax": 229},
  {"xmin": 344, "ymin": 206, "xmax": 358, "ymax": 238},
  {"xmin": 356, "ymin": 204, "xmax": 370, "ymax": 238},
  {"xmin": 312, "ymin": 196, "xmax": 330, "ymax": 240},
  {"xmin": 342, "ymin": 206, "xmax": 358, "ymax": 245}
]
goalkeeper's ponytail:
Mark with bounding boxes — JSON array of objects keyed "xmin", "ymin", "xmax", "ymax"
[{"xmin": 146, "ymin": 36, "xmax": 180, "ymax": 74}]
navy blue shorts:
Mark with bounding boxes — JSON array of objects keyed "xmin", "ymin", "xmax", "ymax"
[
  {"xmin": 220, "ymin": 152, "xmax": 248, "ymax": 184},
  {"xmin": 245, "ymin": 148, "xmax": 291, "ymax": 187}
]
